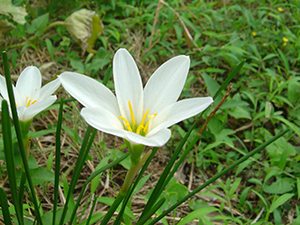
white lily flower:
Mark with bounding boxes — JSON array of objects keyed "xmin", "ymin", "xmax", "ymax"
[
  {"xmin": 59, "ymin": 48, "xmax": 213, "ymax": 147},
  {"xmin": 0, "ymin": 66, "xmax": 61, "ymax": 121}
]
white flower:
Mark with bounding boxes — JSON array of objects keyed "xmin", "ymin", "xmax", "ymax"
[
  {"xmin": 0, "ymin": 66, "xmax": 61, "ymax": 121},
  {"xmin": 59, "ymin": 49, "xmax": 213, "ymax": 147}
]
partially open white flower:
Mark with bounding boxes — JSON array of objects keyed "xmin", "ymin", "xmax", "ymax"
[
  {"xmin": 0, "ymin": 66, "xmax": 61, "ymax": 121},
  {"xmin": 59, "ymin": 49, "xmax": 213, "ymax": 147}
]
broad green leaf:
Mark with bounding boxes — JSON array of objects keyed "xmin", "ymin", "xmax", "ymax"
[
  {"xmin": 263, "ymin": 177, "xmax": 295, "ymax": 194},
  {"xmin": 272, "ymin": 116, "xmax": 300, "ymax": 137},
  {"xmin": 165, "ymin": 180, "xmax": 188, "ymax": 201},
  {"xmin": 46, "ymin": 39, "xmax": 54, "ymax": 60},
  {"xmin": 201, "ymin": 72, "xmax": 223, "ymax": 104},
  {"xmin": 28, "ymin": 167, "xmax": 54, "ymax": 186},
  {"xmin": 177, "ymin": 207, "xmax": 218, "ymax": 225},
  {"xmin": 297, "ymin": 178, "xmax": 300, "ymax": 199},
  {"xmin": 26, "ymin": 13, "xmax": 49, "ymax": 36},
  {"xmin": 229, "ymin": 178, "xmax": 241, "ymax": 197},
  {"xmin": 269, "ymin": 193, "xmax": 294, "ymax": 213},
  {"xmin": 288, "ymin": 81, "xmax": 300, "ymax": 103},
  {"xmin": 229, "ymin": 106, "xmax": 252, "ymax": 119}
]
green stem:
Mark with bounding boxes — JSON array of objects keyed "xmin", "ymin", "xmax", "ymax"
[
  {"xmin": 120, "ymin": 150, "xmax": 152, "ymax": 195},
  {"xmin": 43, "ymin": 21, "xmax": 66, "ymax": 33},
  {"xmin": 101, "ymin": 150, "xmax": 152, "ymax": 224},
  {"xmin": 114, "ymin": 148, "xmax": 159, "ymax": 225}
]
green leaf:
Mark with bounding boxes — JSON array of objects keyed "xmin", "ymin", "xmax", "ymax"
[
  {"xmin": 229, "ymin": 106, "xmax": 252, "ymax": 119},
  {"xmin": 273, "ymin": 116, "xmax": 300, "ymax": 137},
  {"xmin": 29, "ymin": 167, "xmax": 54, "ymax": 186},
  {"xmin": 266, "ymin": 137, "xmax": 296, "ymax": 163},
  {"xmin": 26, "ymin": 13, "xmax": 49, "ymax": 36},
  {"xmin": 297, "ymin": 178, "xmax": 300, "ymax": 199},
  {"xmin": 46, "ymin": 39, "xmax": 54, "ymax": 60},
  {"xmin": 201, "ymin": 72, "xmax": 222, "ymax": 104},
  {"xmin": 229, "ymin": 178, "xmax": 241, "ymax": 197},
  {"xmin": 177, "ymin": 207, "xmax": 218, "ymax": 225},
  {"xmin": 263, "ymin": 177, "xmax": 295, "ymax": 194},
  {"xmin": 70, "ymin": 59, "xmax": 85, "ymax": 74},
  {"xmin": 165, "ymin": 179, "xmax": 188, "ymax": 201},
  {"xmin": 269, "ymin": 193, "xmax": 294, "ymax": 213},
  {"xmin": 288, "ymin": 81, "xmax": 300, "ymax": 103},
  {"xmin": 97, "ymin": 197, "xmax": 136, "ymax": 221},
  {"xmin": 91, "ymin": 157, "xmax": 110, "ymax": 193}
]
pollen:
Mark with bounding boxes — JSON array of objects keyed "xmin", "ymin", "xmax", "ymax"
[{"xmin": 119, "ymin": 101, "xmax": 157, "ymax": 136}]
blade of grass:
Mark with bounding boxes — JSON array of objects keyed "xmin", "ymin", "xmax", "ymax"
[
  {"xmin": 213, "ymin": 60, "xmax": 245, "ymax": 99},
  {"xmin": 18, "ymin": 172, "xmax": 26, "ymax": 219},
  {"xmin": 100, "ymin": 193, "xmax": 125, "ymax": 225},
  {"xmin": 68, "ymin": 152, "xmax": 130, "ymax": 224},
  {"xmin": 147, "ymin": 129, "xmax": 289, "ymax": 225},
  {"xmin": 1, "ymin": 100, "xmax": 23, "ymax": 225},
  {"xmin": 136, "ymin": 197, "xmax": 166, "ymax": 225},
  {"xmin": 2, "ymin": 51, "xmax": 43, "ymax": 224},
  {"xmin": 53, "ymin": 98, "xmax": 64, "ymax": 225},
  {"xmin": 0, "ymin": 188, "xmax": 13, "ymax": 225},
  {"xmin": 139, "ymin": 59, "xmax": 244, "ymax": 221},
  {"xmin": 59, "ymin": 125, "xmax": 96, "ymax": 225},
  {"xmin": 85, "ymin": 197, "xmax": 97, "ymax": 225}
]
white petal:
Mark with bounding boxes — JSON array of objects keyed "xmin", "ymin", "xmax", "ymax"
[
  {"xmin": 16, "ymin": 106, "xmax": 26, "ymax": 120},
  {"xmin": 0, "ymin": 96, "xmax": 3, "ymax": 110},
  {"xmin": 16, "ymin": 66, "xmax": 42, "ymax": 97},
  {"xmin": 37, "ymin": 78, "xmax": 61, "ymax": 100},
  {"xmin": 144, "ymin": 55, "xmax": 190, "ymax": 115},
  {"xmin": 13, "ymin": 87, "xmax": 23, "ymax": 106},
  {"xmin": 20, "ymin": 96, "xmax": 57, "ymax": 121},
  {"xmin": 113, "ymin": 49, "xmax": 144, "ymax": 123},
  {"xmin": 147, "ymin": 97, "xmax": 213, "ymax": 136},
  {"xmin": 126, "ymin": 128, "xmax": 171, "ymax": 147},
  {"xmin": 81, "ymin": 107, "xmax": 126, "ymax": 138},
  {"xmin": 0, "ymin": 75, "xmax": 9, "ymax": 100},
  {"xmin": 59, "ymin": 72, "xmax": 120, "ymax": 116}
]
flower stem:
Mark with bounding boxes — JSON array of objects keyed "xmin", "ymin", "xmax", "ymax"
[
  {"xmin": 100, "ymin": 150, "xmax": 152, "ymax": 224},
  {"xmin": 120, "ymin": 150, "xmax": 152, "ymax": 195}
]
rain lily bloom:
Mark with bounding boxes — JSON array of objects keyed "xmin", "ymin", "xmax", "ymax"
[
  {"xmin": 59, "ymin": 48, "xmax": 213, "ymax": 147},
  {"xmin": 0, "ymin": 66, "xmax": 61, "ymax": 122}
]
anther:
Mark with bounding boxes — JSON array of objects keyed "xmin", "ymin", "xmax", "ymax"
[
  {"xmin": 136, "ymin": 125, "xmax": 144, "ymax": 135},
  {"xmin": 128, "ymin": 101, "xmax": 136, "ymax": 126}
]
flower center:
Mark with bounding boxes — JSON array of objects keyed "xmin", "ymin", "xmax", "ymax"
[
  {"xmin": 23, "ymin": 95, "xmax": 37, "ymax": 107},
  {"xmin": 119, "ymin": 101, "xmax": 157, "ymax": 136}
]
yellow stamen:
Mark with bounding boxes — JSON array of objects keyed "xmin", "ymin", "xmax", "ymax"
[
  {"xmin": 119, "ymin": 116, "xmax": 133, "ymax": 132},
  {"xmin": 128, "ymin": 101, "xmax": 136, "ymax": 126},
  {"xmin": 119, "ymin": 102, "xmax": 157, "ymax": 136},
  {"xmin": 26, "ymin": 99, "xmax": 32, "ymax": 107},
  {"xmin": 143, "ymin": 113, "xmax": 157, "ymax": 133},
  {"xmin": 125, "ymin": 123, "xmax": 133, "ymax": 132},
  {"xmin": 119, "ymin": 116, "xmax": 130, "ymax": 125},
  {"xmin": 136, "ymin": 125, "xmax": 144, "ymax": 135},
  {"xmin": 140, "ymin": 109, "xmax": 149, "ymax": 126},
  {"xmin": 25, "ymin": 98, "xmax": 37, "ymax": 107}
]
